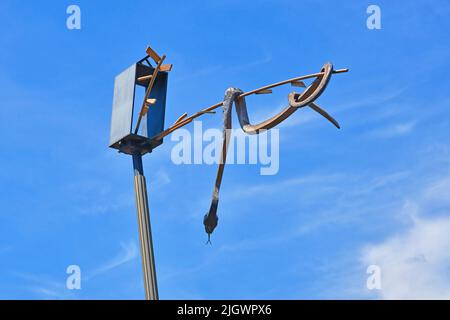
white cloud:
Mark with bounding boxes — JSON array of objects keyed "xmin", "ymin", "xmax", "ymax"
[
  {"xmin": 361, "ymin": 175, "xmax": 450, "ymax": 299},
  {"xmin": 362, "ymin": 216, "xmax": 450, "ymax": 299}
]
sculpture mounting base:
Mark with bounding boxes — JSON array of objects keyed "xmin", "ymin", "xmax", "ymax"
[{"xmin": 109, "ymin": 134, "xmax": 162, "ymax": 155}]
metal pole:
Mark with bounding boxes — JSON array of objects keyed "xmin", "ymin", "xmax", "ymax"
[{"xmin": 132, "ymin": 153, "xmax": 159, "ymax": 300}]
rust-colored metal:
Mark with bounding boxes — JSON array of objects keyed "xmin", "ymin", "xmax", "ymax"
[
  {"xmin": 154, "ymin": 66, "xmax": 348, "ymax": 140},
  {"xmin": 159, "ymin": 64, "xmax": 173, "ymax": 72},
  {"xmin": 201, "ymin": 63, "xmax": 348, "ymax": 241},
  {"xmin": 146, "ymin": 46, "xmax": 162, "ymax": 64},
  {"xmin": 137, "ymin": 74, "xmax": 153, "ymax": 83},
  {"xmin": 291, "ymin": 80, "xmax": 306, "ymax": 87},
  {"xmin": 135, "ymin": 46, "xmax": 349, "ymax": 243},
  {"xmin": 134, "ymin": 55, "xmax": 166, "ymax": 134},
  {"xmin": 172, "ymin": 112, "xmax": 188, "ymax": 126},
  {"xmin": 255, "ymin": 89, "xmax": 273, "ymax": 94}
]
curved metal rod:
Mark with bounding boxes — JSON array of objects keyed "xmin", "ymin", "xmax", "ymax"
[
  {"xmin": 202, "ymin": 64, "xmax": 348, "ymax": 241},
  {"xmin": 153, "ymin": 67, "xmax": 349, "ymax": 140},
  {"xmin": 288, "ymin": 62, "xmax": 333, "ymax": 108},
  {"xmin": 235, "ymin": 62, "xmax": 334, "ymax": 134}
]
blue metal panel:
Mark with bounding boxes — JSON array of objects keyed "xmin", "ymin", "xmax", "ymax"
[
  {"xmin": 109, "ymin": 64, "xmax": 136, "ymax": 146},
  {"xmin": 142, "ymin": 72, "xmax": 168, "ymax": 140}
]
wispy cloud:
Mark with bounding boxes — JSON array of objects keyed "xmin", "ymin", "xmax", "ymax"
[
  {"xmin": 149, "ymin": 169, "xmax": 171, "ymax": 189},
  {"xmin": 333, "ymin": 87, "xmax": 408, "ymax": 114},
  {"xmin": 13, "ymin": 272, "xmax": 75, "ymax": 300},
  {"xmin": 87, "ymin": 240, "xmax": 138, "ymax": 279},
  {"xmin": 226, "ymin": 172, "xmax": 346, "ymax": 199},
  {"xmin": 65, "ymin": 179, "xmax": 135, "ymax": 216},
  {"xmin": 423, "ymin": 176, "xmax": 450, "ymax": 207},
  {"xmin": 252, "ymin": 85, "xmax": 409, "ymax": 131},
  {"xmin": 218, "ymin": 171, "xmax": 411, "ymax": 252},
  {"xmin": 366, "ymin": 121, "xmax": 417, "ymax": 138},
  {"xmin": 172, "ymin": 52, "xmax": 272, "ymax": 84},
  {"xmin": 13, "ymin": 241, "xmax": 139, "ymax": 299},
  {"xmin": 227, "ymin": 53, "xmax": 272, "ymax": 73}
]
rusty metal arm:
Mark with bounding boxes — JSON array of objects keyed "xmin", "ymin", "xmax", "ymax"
[{"xmin": 154, "ymin": 67, "xmax": 349, "ymax": 140}]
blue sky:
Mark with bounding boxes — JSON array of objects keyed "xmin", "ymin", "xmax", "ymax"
[{"xmin": 1, "ymin": 0, "xmax": 450, "ymax": 299}]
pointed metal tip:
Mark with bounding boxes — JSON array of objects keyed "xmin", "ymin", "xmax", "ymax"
[
  {"xmin": 308, "ymin": 102, "xmax": 341, "ymax": 129},
  {"xmin": 331, "ymin": 120, "xmax": 341, "ymax": 129},
  {"xmin": 333, "ymin": 68, "xmax": 349, "ymax": 74}
]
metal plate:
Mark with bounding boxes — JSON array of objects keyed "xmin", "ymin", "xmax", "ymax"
[
  {"xmin": 142, "ymin": 72, "xmax": 167, "ymax": 140},
  {"xmin": 109, "ymin": 64, "xmax": 137, "ymax": 146}
]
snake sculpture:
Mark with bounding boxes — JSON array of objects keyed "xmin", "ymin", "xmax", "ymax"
[
  {"xmin": 149, "ymin": 59, "xmax": 348, "ymax": 243},
  {"xmin": 202, "ymin": 63, "xmax": 345, "ymax": 244}
]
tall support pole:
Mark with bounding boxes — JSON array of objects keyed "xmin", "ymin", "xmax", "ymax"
[{"xmin": 132, "ymin": 153, "xmax": 159, "ymax": 300}]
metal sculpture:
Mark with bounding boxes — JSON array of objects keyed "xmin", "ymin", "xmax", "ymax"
[
  {"xmin": 109, "ymin": 45, "xmax": 348, "ymax": 299},
  {"xmin": 109, "ymin": 47, "xmax": 173, "ymax": 300},
  {"xmin": 155, "ymin": 63, "xmax": 348, "ymax": 243}
]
